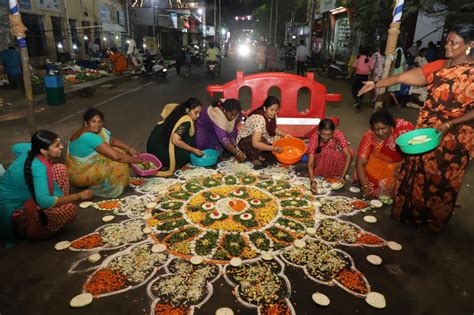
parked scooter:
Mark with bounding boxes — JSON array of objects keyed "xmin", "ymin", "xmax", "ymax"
[
  {"xmin": 327, "ymin": 60, "xmax": 351, "ymax": 79},
  {"xmin": 141, "ymin": 54, "xmax": 168, "ymax": 79}
]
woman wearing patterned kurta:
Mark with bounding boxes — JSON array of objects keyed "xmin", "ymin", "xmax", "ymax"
[
  {"xmin": 236, "ymin": 96, "xmax": 286, "ymax": 166},
  {"xmin": 307, "ymin": 119, "xmax": 353, "ymax": 194},
  {"xmin": 358, "ymin": 24, "xmax": 473, "ymax": 233},
  {"xmin": 195, "ymin": 99, "xmax": 246, "ymax": 162}
]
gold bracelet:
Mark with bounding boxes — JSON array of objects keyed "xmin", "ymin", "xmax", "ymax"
[{"xmin": 447, "ymin": 122, "xmax": 454, "ymax": 130}]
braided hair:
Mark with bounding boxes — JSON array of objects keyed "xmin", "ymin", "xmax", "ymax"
[
  {"xmin": 315, "ymin": 119, "xmax": 336, "ymax": 154},
  {"xmin": 24, "ymin": 130, "xmax": 59, "ymax": 203}
]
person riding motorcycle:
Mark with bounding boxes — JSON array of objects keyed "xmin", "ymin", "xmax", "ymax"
[{"xmin": 206, "ymin": 42, "xmax": 221, "ymax": 74}]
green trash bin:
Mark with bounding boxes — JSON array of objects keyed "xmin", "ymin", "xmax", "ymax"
[{"xmin": 44, "ymin": 75, "xmax": 65, "ymax": 105}]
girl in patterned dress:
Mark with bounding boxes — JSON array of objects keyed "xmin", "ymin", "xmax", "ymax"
[{"xmin": 307, "ymin": 119, "xmax": 353, "ymax": 194}]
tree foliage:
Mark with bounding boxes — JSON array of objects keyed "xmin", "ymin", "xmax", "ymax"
[
  {"xmin": 251, "ymin": 0, "xmax": 307, "ymax": 43},
  {"xmin": 347, "ymin": 0, "xmax": 474, "ymax": 37}
]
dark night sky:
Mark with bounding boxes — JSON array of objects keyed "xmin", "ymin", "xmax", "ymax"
[{"xmin": 205, "ymin": 0, "xmax": 266, "ymax": 16}]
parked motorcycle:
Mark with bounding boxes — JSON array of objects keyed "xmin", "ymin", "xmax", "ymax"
[
  {"xmin": 141, "ymin": 55, "xmax": 168, "ymax": 79},
  {"xmin": 190, "ymin": 49, "xmax": 206, "ymax": 67}
]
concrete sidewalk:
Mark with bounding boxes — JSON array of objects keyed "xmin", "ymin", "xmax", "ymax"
[{"xmin": 0, "ymin": 73, "xmax": 136, "ymax": 119}]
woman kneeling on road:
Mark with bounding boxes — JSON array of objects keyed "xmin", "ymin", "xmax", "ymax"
[
  {"xmin": 236, "ymin": 96, "xmax": 286, "ymax": 167},
  {"xmin": 0, "ymin": 130, "xmax": 93, "ymax": 240},
  {"xmin": 67, "ymin": 108, "xmax": 142, "ymax": 198},
  {"xmin": 147, "ymin": 98, "xmax": 204, "ymax": 176},
  {"xmin": 195, "ymin": 99, "xmax": 246, "ymax": 162},
  {"xmin": 307, "ymin": 119, "xmax": 353, "ymax": 194},
  {"xmin": 355, "ymin": 110, "xmax": 413, "ymax": 199}
]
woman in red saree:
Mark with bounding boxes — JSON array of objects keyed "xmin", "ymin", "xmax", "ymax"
[
  {"xmin": 355, "ymin": 110, "xmax": 414, "ymax": 198},
  {"xmin": 358, "ymin": 24, "xmax": 473, "ymax": 233}
]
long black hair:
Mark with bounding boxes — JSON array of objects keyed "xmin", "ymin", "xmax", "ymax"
[
  {"xmin": 24, "ymin": 130, "xmax": 59, "ymax": 203},
  {"xmin": 369, "ymin": 109, "xmax": 396, "ymax": 128},
  {"xmin": 315, "ymin": 119, "xmax": 336, "ymax": 154},
  {"xmin": 161, "ymin": 98, "xmax": 202, "ymax": 141}
]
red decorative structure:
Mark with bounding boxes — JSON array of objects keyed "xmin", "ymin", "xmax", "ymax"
[{"xmin": 207, "ymin": 72, "xmax": 342, "ymax": 137}]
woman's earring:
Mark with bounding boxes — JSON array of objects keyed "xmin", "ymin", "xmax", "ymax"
[{"xmin": 466, "ymin": 46, "xmax": 471, "ymax": 56}]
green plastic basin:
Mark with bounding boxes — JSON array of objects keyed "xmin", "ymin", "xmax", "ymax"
[{"xmin": 396, "ymin": 128, "xmax": 441, "ymax": 154}]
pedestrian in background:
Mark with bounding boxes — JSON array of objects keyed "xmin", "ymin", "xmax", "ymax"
[
  {"xmin": 387, "ymin": 47, "xmax": 406, "ymax": 107},
  {"xmin": 0, "ymin": 47, "xmax": 22, "ymax": 89},
  {"xmin": 256, "ymin": 41, "xmax": 266, "ymax": 71},
  {"xmin": 351, "ymin": 46, "xmax": 372, "ymax": 108},
  {"xmin": 89, "ymin": 39, "xmax": 100, "ymax": 57},
  {"xmin": 174, "ymin": 44, "xmax": 185, "ymax": 76},
  {"xmin": 296, "ymin": 39, "xmax": 307, "ymax": 76},
  {"xmin": 369, "ymin": 43, "xmax": 385, "ymax": 107}
]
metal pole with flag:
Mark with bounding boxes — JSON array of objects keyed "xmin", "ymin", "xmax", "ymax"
[
  {"xmin": 374, "ymin": 0, "xmax": 404, "ymax": 111},
  {"xmin": 8, "ymin": 0, "xmax": 36, "ymax": 134}
]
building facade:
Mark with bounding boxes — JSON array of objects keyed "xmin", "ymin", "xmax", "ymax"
[{"xmin": 0, "ymin": 0, "xmax": 127, "ymax": 64}]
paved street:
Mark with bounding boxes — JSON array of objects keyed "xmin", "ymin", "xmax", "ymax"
[{"xmin": 0, "ymin": 57, "xmax": 473, "ymax": 315}]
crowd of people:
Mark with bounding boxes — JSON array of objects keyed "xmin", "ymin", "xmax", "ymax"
[{"xmin": 0, "ymin": 24, "xmax": 472, "ymax": 243}]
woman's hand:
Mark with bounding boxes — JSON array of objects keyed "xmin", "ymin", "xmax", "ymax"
[
  {"xmin": 437, "ymin": 122, "xmax": 452, "ymax": 137},
  {"xmin": 79, "ymin": 189, "xmax": 94, "ymax": 201},
  {"xmin": 192, "ymin": 148, "xmax": 204, "ymax": 157},
  {"xmin": 310, "ymin": 181, "xmax": 318, "ymax": 194},
  {"xmin": 235, "ymin": 151, "xmax": 247, "ymax": 163},
  {"xmin": 128, "ymin": 147, "xmax": 140, "ymax": 156},
  {"xmin": 358, "ymin": 81, "xmax": 376, "ymax": 97},
  {"xmin": 362, "ymin": 185, "xmax": 375, "ymax": 199},
  {"xmin": 273, "ymin": 146, "xmax": 283, "ymax": 154}
]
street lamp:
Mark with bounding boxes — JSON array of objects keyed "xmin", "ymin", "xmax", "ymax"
[
  {"xmin": 221, "ymin": 28, "xmax": 226, "ymax": 35},
  {"xmin": 83, "ymin": 35, "xmax": 88, "ymax": 41},
  {"xmin": 197, "ymin": 8, "xmax": 203, "ymax": 15}
]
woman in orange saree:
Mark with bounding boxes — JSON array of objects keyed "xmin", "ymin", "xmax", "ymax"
[
  {"xmin": 355, "ymin": 110, "xmax": 414, "ymax": 199},
  {"xmin": 358, "ymin": 24, "xmax": 473, "ymax": 233}
]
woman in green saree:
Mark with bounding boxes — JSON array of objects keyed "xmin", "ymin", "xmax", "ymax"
[{"xmin": 147, "ymin": 98, "xmax": 204, "ymax": 176}]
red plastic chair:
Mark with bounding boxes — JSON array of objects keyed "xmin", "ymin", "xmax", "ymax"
[{"xmin": 207, "ymin": 71, "xmax": 342, "ymax": 138}]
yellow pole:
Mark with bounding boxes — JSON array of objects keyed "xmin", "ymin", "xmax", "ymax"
[{"xmin": 8, "ymin": 0, "xmax": 36, "ymax": 135}]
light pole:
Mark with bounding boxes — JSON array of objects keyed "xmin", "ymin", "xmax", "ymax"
[
  {"xmin": 269, "ymin": 0, "xmax": 273, "ymax": 42},
  {"xmin": 63, "ymin": 0, "xmax": 75, "ymax": 55},
  {"xmin": 214, "ymin": 0, "xmax": 216, "ymax": 43},
  {"xmin": 274, "ymin": 0, "xmax": 278, "ymax": 44}
]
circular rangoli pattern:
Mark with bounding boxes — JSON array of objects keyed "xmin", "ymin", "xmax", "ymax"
[{"xmin": 60, "ymin": 164, "xmax": 398, "ymax": 315}]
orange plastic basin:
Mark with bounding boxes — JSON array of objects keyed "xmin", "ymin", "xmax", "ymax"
[{"xmin": 273, "ymin": 137, "xmax": 307, "ymax": 165}]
